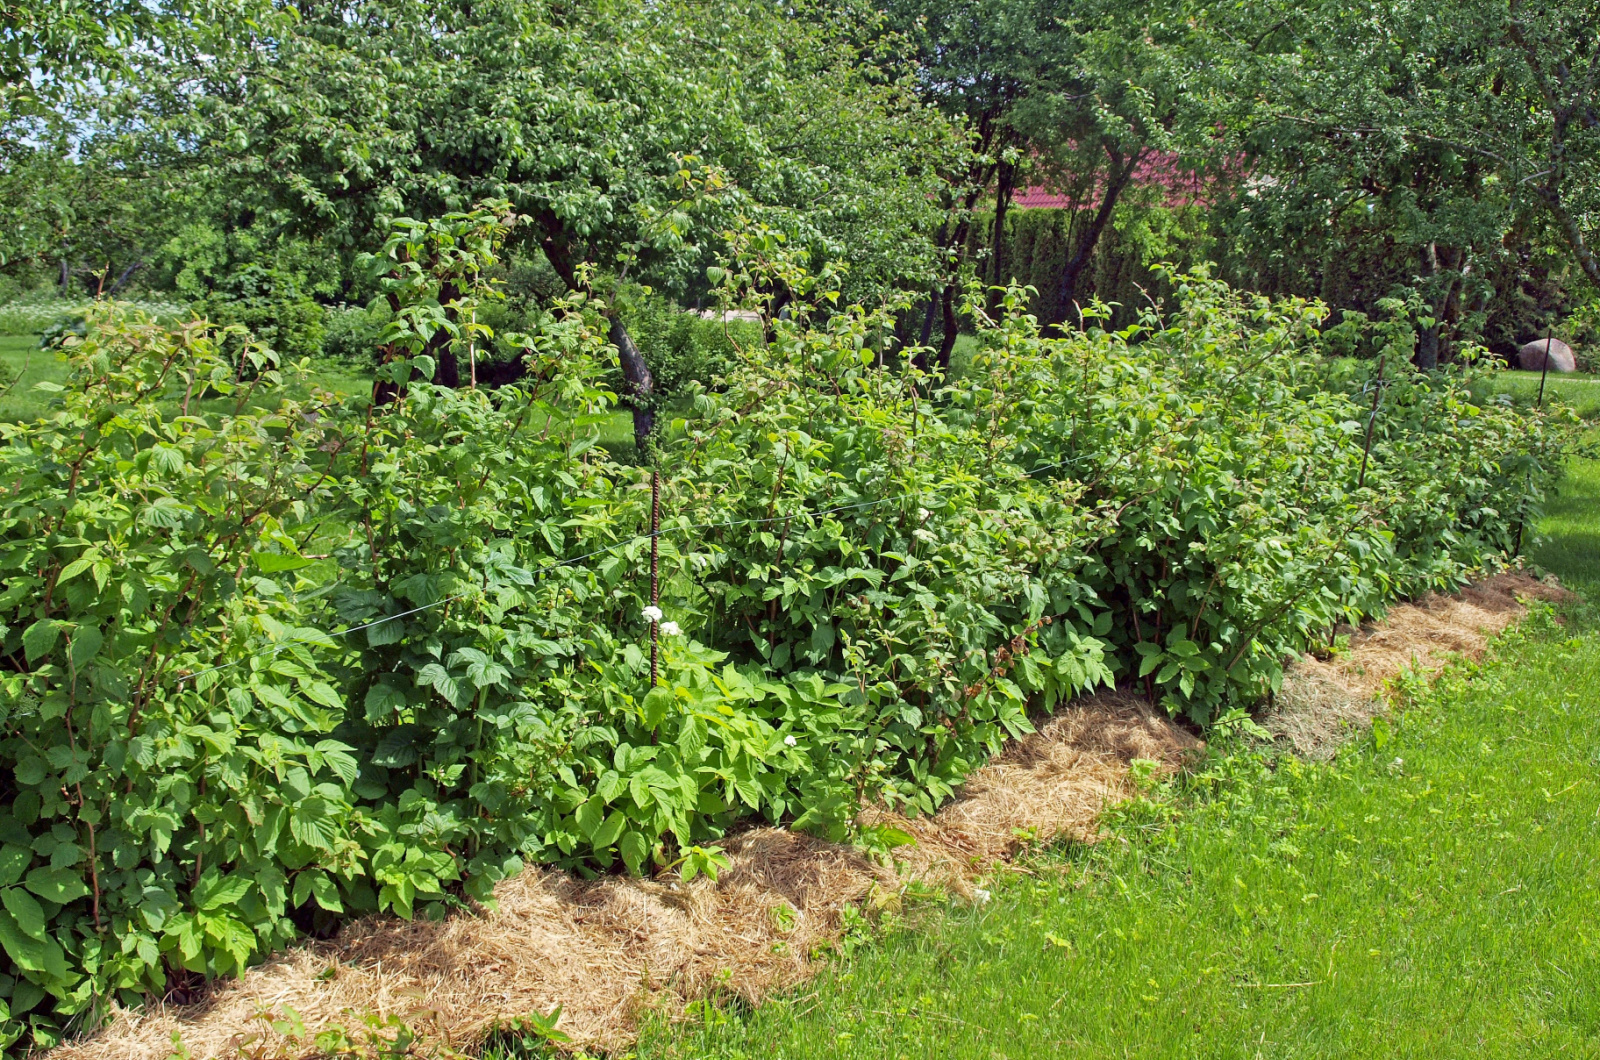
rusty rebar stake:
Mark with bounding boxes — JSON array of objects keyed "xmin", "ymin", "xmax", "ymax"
[{"xmin": 650, "ymin": 465, "xmax": 660, "ymax": 685}]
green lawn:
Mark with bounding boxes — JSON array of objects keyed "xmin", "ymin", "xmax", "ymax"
[
  {"xmin": 616, "ymin": 452, "xmax": 1600, "ymax": 1056},
  {"xmin": 0, "ymin": 335, "xmax": 71, "ymax": 422},
  {"xmin": 1486, "ymin": 369, "xmax": 1600, "ymax": 419}
]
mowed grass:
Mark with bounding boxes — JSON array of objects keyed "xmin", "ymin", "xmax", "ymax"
[
  {"xmin": 621, "ymin": 461, "xmax": 1600, "ymax": 1055},
  {"xmin": 1487, "ymin": 369, "xmax": 1600, "ymax": 418},
  {"xmin": 0, "ymin": 334, "xmax": 70, "ymax": 422}
]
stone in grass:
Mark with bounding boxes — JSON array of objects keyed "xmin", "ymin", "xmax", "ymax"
[{"xmin": 1516, "ymin": 337, "xmax": 1577, "ymax": 373}]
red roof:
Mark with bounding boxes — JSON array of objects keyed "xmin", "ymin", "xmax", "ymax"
[{"xmin": 1014, "ymin": 151, "xmax": 1217, "ymax": 210}]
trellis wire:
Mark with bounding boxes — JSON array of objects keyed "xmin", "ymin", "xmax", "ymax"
[{"xmin": 171, "ymin": 456, "xmax": 1074, "ymax": 689}]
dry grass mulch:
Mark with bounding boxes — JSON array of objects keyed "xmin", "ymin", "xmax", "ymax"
[
  {"xmin": 51, "ymin": 572, "xmax": 1564, "ymax": 1059},
  {"xmin": 1269, "ymin": 571, "xmax": 1571, "ymax": 758}
]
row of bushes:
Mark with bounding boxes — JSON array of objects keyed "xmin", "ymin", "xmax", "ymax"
[
  {"xmin": 0, "ymin": 209, "xmax": 1574, "ymax": 1051},
  {"xmin": 1, "ymin": 288, "xmax": 750, "ymax": 414}
]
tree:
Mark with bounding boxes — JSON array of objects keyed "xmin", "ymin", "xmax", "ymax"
[
  {"xmin": 1217, "ymin": 0, "xmax": 1599, "ymax": 367},
  {"xmin": 887, "ymin": 0, "xmax": 1228, "ymax": 364},
  {"xmin": 0, "ymin": 1, "xmax": 204, "ymax": 280},
  {"xmin": 146, "ymin": 0, "xmax": 958, "ymax": 447}
]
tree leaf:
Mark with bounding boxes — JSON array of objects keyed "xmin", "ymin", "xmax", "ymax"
[
  {"xmin": 0, "ymin": 846, "xmax": 32, "ymax": 888},
  {"xmin": 676, "ymin": 715, "xmax": 707, "ymax": 761},
  {"xmin": 0, "ymin": 908, "xmax": 66, "ymax": 979},
  {"xmin": 640, "ymin": 686, "xmax": 675, "ymax": 728},
  {"xmin": 618, "ymin": 831, "xmax": 648, "ymax": 877},
  {"xmin": 68, "ymin": 626, "xmax": 102, "ymax": 669},
  {"xmin": 192, "ymin": 871, "xmax": 252, "ymax": 911}
]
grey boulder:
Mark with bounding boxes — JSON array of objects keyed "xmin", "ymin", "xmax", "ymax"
[{"xmin": 1516, "ymin": 337, "xmax": 1577, "ymax": 373}]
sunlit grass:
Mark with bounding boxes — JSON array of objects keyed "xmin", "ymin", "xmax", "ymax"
[
  {"xmin": 616, "ymin": 453, "xmax": 1600, "ymax": 1059},
  {"xmin": 1487, "ymin": 369, "xmax": 1600, "ymax": 418}
]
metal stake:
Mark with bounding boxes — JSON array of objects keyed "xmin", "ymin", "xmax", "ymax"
[
  {"xmin": 1358, "ymin": 352, "xmax": 1386, "ymax": 489},
  {"xmin": 1537, "ymin": 327, "xmax": 1552, "ymax": 409},
  {"xmin": 650, "ymin": 465, "xmax": 660, "ymax": 686},
  {"xmin": 1513, "ymin": 328, "xmax": 1554, "ymax": 557}
]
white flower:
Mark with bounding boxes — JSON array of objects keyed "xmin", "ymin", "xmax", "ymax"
[
  {"xmin": 912, "ymin": 528, "xmax": 936, "ymax": 544},
  {"xmin": 659, "ymin": 620, "xmax": 681, "ymax": 637},
  {"xmin": 971, "ymin": 887, "xmax": 992, "ymax": 905},
  {"xmin": 642, "ymin": 605, "xmax": 664, "ymax": 623},
  {"xmin": 918, "ymin": 507, "xmax": 931, "ymax": 521},
  {"xmin": 783, "ymin": 734, "xmax": 798, "ymax": 747}
]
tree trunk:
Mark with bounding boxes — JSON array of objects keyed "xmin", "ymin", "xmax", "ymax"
[
  {"xmin": 609, "ymin": 316, "xmax": 656, "ymax": 452},
  {"xmin": 912, "ymin": 289, "xmax": 938, "ymax": 375},
  {"xmin": 987, "ymin": 157, "xmax": 1017, "ymax": 313},
  {"xmin": 1414, "ymin": 244, "xmax": 1443, "ymax": 371},
  {"xmin": 913, "ymin": 222, "xmax": 950, "ymax": 374},
  {"xmin": 1056, "ymin": 145, "xmax": 1142, "ymax": 328},
  {"xmin": 1543, "ymin": 188, "xmax": 1600, "ymax": 290},
  {"xmin": 935, "ymin": 191, "xmax": 985, "ymax": 372},
  {"xmin": 107, "ymin": 261, "xmax": 144, "ymax": 295},
  {"xmin": 428, "ymin": 280, "xmax": 462, "ymax": 386},
  {"xmin": 938, "ymin": 281, "xmax": 959, "ymax": 374},
  {"xmin": 538, "ymin": 217, "xmax": 656, "ymax": 452}
]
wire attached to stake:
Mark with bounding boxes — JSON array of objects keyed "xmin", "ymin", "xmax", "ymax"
[
  {"xmin": 650, "ymin": 464, "xmax": 660, "ymax": 686},
  {"xmin": 171, "ymin": 456, "xmax": 1076, "ymax": 689}
]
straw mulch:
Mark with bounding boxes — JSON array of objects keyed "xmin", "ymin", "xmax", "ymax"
[
  {"xmin": 1268, "ymin": 570, "xmax": 1571, "ymax": 758},
  {"xmin": 52, "ymin": 696, "xmax": 1195, "ymax": 1060},
  {"xmin": 52, "ymin": 571, "xmax": 1563, "ymax": 1059}
]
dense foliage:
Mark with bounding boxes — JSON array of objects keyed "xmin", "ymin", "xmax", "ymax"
[
  {"xmin": 1, "ymin": 1, "xmax": 1595, "ymax": 1054},
  {"xmin": 0, "ymin": 198, "xmax": 1573, "ymax": 1047}
]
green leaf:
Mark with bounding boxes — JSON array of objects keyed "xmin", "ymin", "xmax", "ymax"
[
  {"xmin": 192, "ymin": 872, "xmax": 253, "ymax": 912},
  {"xmin": 308, "ymin": 872, "xmax": 343, "ymax": 913},
  {"xmin": 366, "ymin": 618, "xmax": 406, "ymax": 646},
  {"xmin": 23, "ymin": 867, "xmax": 89, "ymax": 905},
  {"xmin": 364, "ymin": 680, "xmax": 409, "ymax": 721},
  {"xmin": 591, "ymin": 810, "xmax": 627, "ymax": 850},
  {"xmin": 676, "ymin": 715, "xmax": 707, "ymax": 761},
  {"xmin": 21, "ymin": 620, "xmax": 58, "ymax": 664},
  {"xmin": 618, "ymin": 831, "xmax": 648, "ymax": 876},
  {"xmin": 57, "ymin": 556, "xmax": 96, "ymax": 584},
  {"xmin": 68, "ymin": 626, "xmax": 102, "ymax": 670},
  {"xmin": 0, "ymin": 908, "xmax": 66, "ymax": 979},
  {"xmin": 11, "ymin": 758, "xmax": 46, "ymax": 787},
  {"xmin": 0, "ymin": 846, "xmax": 31, "ymax": 888},
  {"xmin": 0, "ymin": 888, "xmax": 47, "ymax": 940},
  {"xmin": 640, "ymin": 686, "xmax": 675, "ymax": 728},
  {"xmin": 315, "ymin": 740, "xmax": 359, "ymax": 785},
  {"xmin": 417, "ymin": 662, "xmax": 465, "ymax": 708},
  {"xmin": 293, "ymin": 869, "xmax": 342, "ymax": 912},
  {"xmin": 574, "ymin": 795, "xmax": 605, "ymax": 841},
  {"xmin": 254, "ymin": 552, "xmax": 315, "ymax": 573}
]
